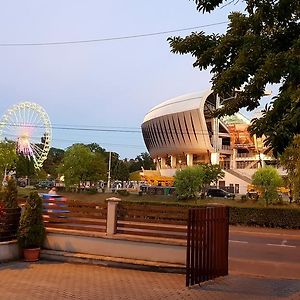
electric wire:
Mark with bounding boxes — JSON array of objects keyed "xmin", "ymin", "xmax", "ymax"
[
  {"xmin": 0, "ymin": 21, "xmax": 228, "ymax": 47},
  {"xmin": 0, "ymin": 121, "xmax": 224, "ymax": 135}
]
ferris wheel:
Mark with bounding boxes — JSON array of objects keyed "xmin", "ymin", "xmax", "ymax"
[{"xmin": 0, "ymin": 102, "xmax": 52, "ymax": 169}]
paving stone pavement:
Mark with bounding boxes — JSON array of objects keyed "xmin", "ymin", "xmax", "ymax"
[{"xmin": 0, "ymin": 261, "xmax": 300, "ymax": 300}]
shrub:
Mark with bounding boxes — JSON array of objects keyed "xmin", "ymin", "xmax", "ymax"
[
  {"xmin": 240, "ymin": 195, "xmax": 247, "ymax": 202},
  {"xmin": 229, "ymin": 207, "xmax": 300, "ymax": 229},
  {"xmin": 85, "ymin": 188, "xmax": 98, "ymax": 194},
  {"xmin": 117, "ymin": 189, "xmax": 130, "ymax": 196},
  {"xmin": 17, "ymin": 192, "xmax": 45, "ymax": 249},
  {"xmin": 0, "ymin": 178, "xmax": 18, "ymax": 208},
  {"xmin": 174, "ymin": 166, "xmax": 205, "ymax": 200},
  {"xmin": 252, "ymin": 167, "xmax": 283, "ymax": 206}
]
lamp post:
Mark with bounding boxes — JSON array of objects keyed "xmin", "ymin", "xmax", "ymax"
[
  {"xmin": 107, "ymin": 151, "xmax": 111, "ymax": 191},
  {"xmin": 178, "ymin": 160, "xmax": 182, "ymax": 170}
]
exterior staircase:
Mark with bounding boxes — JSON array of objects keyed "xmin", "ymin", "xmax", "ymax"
[{"xmin": 225, "ymin": 169, "xmax": 252, "ymax": 184}]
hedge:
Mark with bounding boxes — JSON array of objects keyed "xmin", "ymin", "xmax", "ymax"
[
  {"xmin": 229, "ymin": 207, "xmax": 300, "ymax": 229},
  {"xmin": 123, "ymin": 200, "xmax": 300, "ymax": 229}
]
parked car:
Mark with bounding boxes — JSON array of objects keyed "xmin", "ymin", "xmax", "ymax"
[{"xmin": 207, "ymin": 188, "xmax": 235, "ymax": 199}]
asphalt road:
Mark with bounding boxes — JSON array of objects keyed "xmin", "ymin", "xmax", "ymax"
[{"xmin": 228, "ymin": 227, "xmax": 300, "ymax": 278}]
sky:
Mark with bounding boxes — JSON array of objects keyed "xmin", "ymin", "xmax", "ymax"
[{"xmin": 0, "ymin": 0, "xmax": 268, "ymax": 159}]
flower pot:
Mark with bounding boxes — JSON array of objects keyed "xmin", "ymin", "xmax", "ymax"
[{"xmin": 23, "ymin": 248, "xmax": 40, "ymax": 262}]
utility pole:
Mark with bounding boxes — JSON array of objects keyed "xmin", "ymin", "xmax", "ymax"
[{"xmin": 107, "ymin": 151, "xmax": 111, "ymax": 191}]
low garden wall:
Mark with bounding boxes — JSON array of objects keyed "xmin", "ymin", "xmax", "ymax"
[
  {"xmin": 42, "ymin": 198, "xmax": 187, "ymax": 266},
  {"xmin": 0, "ymin": 240, "xmax": 20, "ymax": 262}
]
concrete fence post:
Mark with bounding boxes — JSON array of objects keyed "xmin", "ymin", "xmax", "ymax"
[{"xmin": 106, "ymin": 197, "xmax": 121, "ymax": 235}]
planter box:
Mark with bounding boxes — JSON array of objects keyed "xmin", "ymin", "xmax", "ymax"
[{"xmin": 0, "ymin": 240, "xmax": 20, "ymax": 262}]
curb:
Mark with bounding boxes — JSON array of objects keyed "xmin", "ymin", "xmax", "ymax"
[{"xmin": 41, "ymin": 249, "xmax": 186, "ymax": 274}]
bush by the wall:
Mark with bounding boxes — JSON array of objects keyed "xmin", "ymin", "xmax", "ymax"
[
  {"xmin": 85, "ymin": 188, "xmax": 98, "ymax": 194},
  {"xmin": 229, "ymin": 207, "xmax": 300, "ymax": 229},
  {"xmin": 117, "ymin": 189, "xmax": 130, "ymax": 196},
  {"xmin": 0, "ymin": 179, "xmax": 18, "ymax": 208}
]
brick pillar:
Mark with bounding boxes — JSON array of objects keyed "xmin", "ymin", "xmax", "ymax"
[{"xmin": 106, "ymin": 197, "xmax": 121, "ymax": 235}]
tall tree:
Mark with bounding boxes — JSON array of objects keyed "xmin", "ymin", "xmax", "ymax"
[
  {"xmin": 280, "ymin": 135, "xmax": 300, "ymax": 203},
  {"xmin": 59, "ymin": 144, "xmax": 106, "ymax": 190},
  {"xmin": 129, "ymin": 152, "xmax": 155, "ymax": 173},
  {"xmin": 43, "ymin": 147, "xmax": 65, "ymax": 178},
  {"xmin": 168, "ymin": 0, "xmax": 300, "ymax": 155},
  {"xmin": 15, "ymin": 155, "xmax": 35, "ymax": 179},
  {"xmin": 113, "ymin": 160, "xmax": 130, "ymax": 181},
  {"xmin": 0, "ymin": 141, "xmax": 18, "ymax": 184}
]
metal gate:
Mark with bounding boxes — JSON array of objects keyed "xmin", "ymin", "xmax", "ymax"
[{"xmin": 186, "ymin": 206, "xmax": 229, "ymax": 286}]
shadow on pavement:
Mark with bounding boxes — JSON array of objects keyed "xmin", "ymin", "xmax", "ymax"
[
  {"xmin": 190, "ymin": 275, "xmax": 300, "ymax": 298},
  {"xmin": 0, "ymin": 259, "xmax": 64, "ymax": 270}
]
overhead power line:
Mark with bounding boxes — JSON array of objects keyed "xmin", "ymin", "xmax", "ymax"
[
  {"xmin": 0, "ymin": 21, "xmax": 228, "ymax": 47},
  {"xmin": 1, "ymin": 123, "xmax": 141, "ymax": 133}
]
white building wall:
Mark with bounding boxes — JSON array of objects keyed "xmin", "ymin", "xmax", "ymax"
[{"xmin": 222, "ymin": 170, "xmax": 250, "ymax": 194}]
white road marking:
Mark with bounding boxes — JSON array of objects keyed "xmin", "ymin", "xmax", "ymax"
[
  {"xmin": 229, "ymin": 240, "xmax": 248, "ymax": 244},
  {"xmin": 267, "ymin": 243, "xmax": 296, "ymax": 248}
]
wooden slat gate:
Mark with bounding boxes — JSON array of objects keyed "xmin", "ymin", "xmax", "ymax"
[{"xmin": 186, "ymin": 206, "xmax": 229, "ymax": 287}]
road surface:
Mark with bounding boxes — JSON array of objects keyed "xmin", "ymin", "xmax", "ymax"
[{"xmin": 229, "ymin": 226, "xmax": 300, "ymax": 278}]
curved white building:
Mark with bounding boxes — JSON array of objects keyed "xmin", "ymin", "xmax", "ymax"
[
  {"xmin": 142, "ymin": 90, "xmax": 231, "ymax": 169},
  {"xmin": 141, "ymin": 90, "xmax": 276, "ymax": 194}
]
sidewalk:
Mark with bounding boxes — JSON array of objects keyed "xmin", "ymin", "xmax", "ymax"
[{"xmin": 1, "ymin": 261, "xmax": 300, "ymax": 300}]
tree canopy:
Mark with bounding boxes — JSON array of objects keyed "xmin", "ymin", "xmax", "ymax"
[
  {"xmin": 252, "ymin": 166, "xmax": 283, "ymax": 206},
  {"xmin": 128, "ymin": 152, "xmax": 156, "ymax": 173},
  {"xmin": 174, "ymin": 164, "xmax": 224, "ymax": 199},
  {"xmin": 168, "ymin": 0, "xmax": 300, "ymax": 155},
  {"xmin": 0, "ymin": 141, "xmax": 18, "ymax": 183},
  {"xmin": 59, "ymin": 144, "xmax": 106, "ymax": 188},
  {"xmin": 280, "ymin": 134, "xmax": 300, "ymax": 202},
  {"xmin": 43, "ymin": 147, "xmax": 65, "ymax": 178}
]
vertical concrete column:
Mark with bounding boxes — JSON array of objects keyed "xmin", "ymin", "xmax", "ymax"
[
  {"xmin": 171, "ymin": 155, "xmax": 176, "ymax": 168},
  {"xmin": 106, "ymin": 197, "xmax": 121, "ymax": 235},
  {"xmin": 232, "ymin": 148, "xmax": 237, "ymax": 169},
  {"xmin": 186, "ymin": 153, "xmax": 193, "ymax": 167},
  {"xmin": 211, "ymin": 152, "xmax": 220, "ymax": 165},
  {"xmin": 160, "ymin": 157, "xmax": 166, "ymax": 169}
]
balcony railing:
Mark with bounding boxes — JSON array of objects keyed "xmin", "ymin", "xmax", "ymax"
[
  {"xmin": 236, "ymin": 152, "xmax": 252, "ymax": 158},
  {"xmin": 221, "ymin": 145, "xmax": 231, "ymax": 150}
]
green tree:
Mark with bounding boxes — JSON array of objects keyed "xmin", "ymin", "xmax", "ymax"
[
  {"xmin": 201, "ymin": 164, "xmax": 225, "ymax": 186},
  {"xmin": 43, "ymin": 147, "xmax": 65, "ymax": 178},
  {"xmin": 280, "ymin": 135, "xmax": 300, "ymax": 203},
  {"xmin": 113, "ymin": 160, "xmax": 130, "ymax": 181},
  {"xmin": 0, "ymin": 141, "xmax": 18, "ymax": 184},
  {"xmin": 0, "ymin": 178, "xmax": 18, "ymax": 208},
  {"xmin": 16, "ymin": 155, "xmax": 35, "ymax": 179},
  {"xmin": 59, "ymin": 144, "xmax": 106, "ymax": 190},
  {"xmin": 86, "ymin": 143, "xmax": 106, "ymax": 155},
  {"xmin": 168, "ymin": 0, "xmax": 300, "ymax": 155},
  {"xmin": 129, "ymin": 152, "xmax": 155, "ymax": 173},
  {"xmin": 252, "ymin": 166, "xmax": 283, "ymax": 206},
  {"xmin": 174, "ymin": 166, "xmax": 205, "ymax": 200}
]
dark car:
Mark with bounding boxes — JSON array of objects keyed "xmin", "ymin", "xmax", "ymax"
[{"xmin": 207, "ymin": 188, "xmax": 235, "ymax": 199}]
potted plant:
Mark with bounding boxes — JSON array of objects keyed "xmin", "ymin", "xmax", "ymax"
[{"xmin": 17, "ymin": 191, "xmax": 45, "ymax": 261}]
